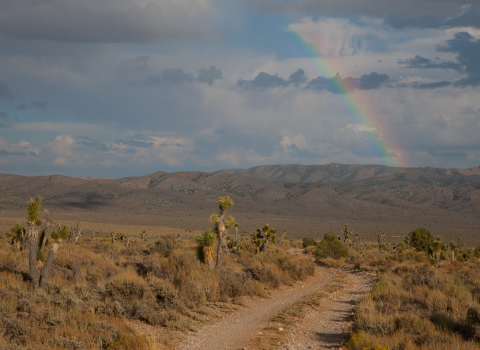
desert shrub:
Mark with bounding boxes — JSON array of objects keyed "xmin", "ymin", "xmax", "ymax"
[
  {"xmin": 106, "ymin": 272, "xmax": 148, "ymax": 301},
  {"xmin": 346, "ymin": 333, "xmax": 371, "ymax": 350},
  {"xmin": 150, "ymin": 234, "xmax": 178, "ymax": 257},
  {"xmin": 108, "ymin": 334, "xmax": 152, "ymax": 350},
  {"xmin": 302, "ymin": 237, "xmax": 316, "ymax": 248},
  {"xmin": 405, "ymin": 228, "xmax": 434, "ymax": 252},
  {"xmin": 314, "ymin": 231, "xmax": 349, "ymax": 260}
]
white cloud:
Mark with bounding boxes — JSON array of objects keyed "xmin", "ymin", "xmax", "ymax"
[{"xmin": 288, "ymin": 17, "xmax": 385, "ymax": 57}]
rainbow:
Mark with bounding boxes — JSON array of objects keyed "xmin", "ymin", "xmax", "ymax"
[{"xmin": 279, "ymin": 15, "xmax": 406, "ymax": 168}]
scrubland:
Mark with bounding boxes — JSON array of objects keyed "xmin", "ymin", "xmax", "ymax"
[
  {"xmin": 314, "ymin": 244, "xmax": 480, "ymax": 350},
  {"xmin": 0, "ymin": 230, "xmax": 313, "ymax": 349}
]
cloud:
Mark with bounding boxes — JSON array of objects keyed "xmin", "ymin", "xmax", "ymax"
[
  {"xmin": 358, "ymin": 72, "xmax": 390, "ymax": 90},
  {"xmin": 385, "ymin": 7, "xmax": 480, "ymax": 29},
  {"xmin": 77, "ymin": 136, "xmax": 109, "ymax": 151},
  {"xmin": 305, "ymin": 72, "xmax": 389, "ymax": 93},
  {"xmin": 236, "ymin": 68, "xmax": 311, "ymax": 90},
  {"xmin": 237, "ymin": 72, "xmax": 288, "ymax": 90},
  {"xmin": 0, "ymin": 0, "xmax": 215, "ymax": 43},
  {"xmin": 145, "ymin": 68, "xmax": 195, "ymax": 86},
  {"xmin": 237, "ymin": 69, "xmax": 388, "ymax": 93},
  {"xmin": 0, "ymin": 80, "xmax": 13, "ymax": 100},
  {"xmin": 197, "ymin": 66, "xmax": 223, "ymax": 85},
  {"xmin": 288, "ymin": 17, "xmax": 385, "ymax": 57},
  {"xmin": 399, "ymin": 32, "xmax": 480, "ymax": 88},
  {"xmin": 31, "ymin": 101, "xmax": 46, "ymax": 109},
  {"xmin": 114, "ymin": 139, "xmax": 154, "ymax": 148},
  {"xmin": 0, "ymin": 112, "xmax": 7, "ymax": 119},
  {"xmin": 0, "ymin": 149, "xmax": 28, "ymax": 157},
  {"xmin": 398, "ymin": 55, "xmax": 462, "ymax": 71},
  {"xmin": 242, "ymin": 0, "xmax": 474, "ymax": 19}
]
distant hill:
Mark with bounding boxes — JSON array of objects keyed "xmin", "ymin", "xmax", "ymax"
[
  {"xmin": 0, "ymin": 163, "xmax": 479, "ymax": 244},
  {"xmin": 216, "ymin": 163, "xmax": 480, "ymax": 188}
]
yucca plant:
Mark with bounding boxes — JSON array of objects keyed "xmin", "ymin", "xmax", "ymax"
[{"xmin": 196, "ymin": 229, "xmax": 217, "ymax": 268}]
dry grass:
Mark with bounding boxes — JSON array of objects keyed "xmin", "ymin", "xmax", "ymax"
[
  {"xmin": 346, "ymin": 249, "xmax": 480, "ymax": 350},
  {"xmin": 0, "ymin": 229, "xmax": 310, "ymax": 349}
]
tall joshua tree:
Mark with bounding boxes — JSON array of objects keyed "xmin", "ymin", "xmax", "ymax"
[
  {"xmin": 342, "ymin": 224, "xmax": 352, "ymax": 246},
  {"xmin": 376, "ymin": 231, "xmax": 386, "ymax": 252},
  {"xmin": 210, "ymin": 196, "xmax": 234, "ymax": 270},
  {"xmin": 26, "ymin": 197, "xmax": 60, "ymax": 288}
]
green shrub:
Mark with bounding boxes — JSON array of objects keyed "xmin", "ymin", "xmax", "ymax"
[
  {"xmin": 302, "ymin": 237, "xmax": 317, "ymax": 248},
  {"xmin": 405, "ymin": 228, "xmax": 434, "ymax": 252},
  {"xmin": 314, "ymin": 231, "xmax": 349, "ymax": 260}
]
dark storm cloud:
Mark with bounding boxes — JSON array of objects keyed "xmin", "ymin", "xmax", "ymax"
[
  {"xmin": 236, "ymin": 69, "xmax": 308, "ymax": 90},
  {"xmin": 385, "ymin": 7, "xmax": 480, "ymax": 29},
  {"xmin": 238, "ymin": 69, "xmax": 389, "ymax": 92},
  {"xmin": 357, "ymin": 72, "xmax": 390, "ymax": 90},
  {"xmin": 0, "ymin": 150, "xmax": 27, "ymax": 156},
  {"xmin": 0, "ymin": 0, "xmax": 215, "ymax": 43},
  {"xmin": 287, "ymin": 69, "xmax": 308, "ymax": 86},
  {"xmin": 114, "ymin": 139, "xmax": 154, "ymax": 148},
  {"xmin": 77, "ymin": 136, "xmax": 109, "ymax": 151},
  {"xmin": 197, "ymin": 66, "xmax": 223, "ymax": 85},
  {"xmin": 237, "ymin": 72, "xmax": 288, "ymax": 90},
  {"xmin": 31, "ymin": 101, "xmax": 46, "ymax": 109},
  {"xmin": 30, "ymin": 152, "xmax": 39, "ymax": 157},
  {"xmin": 145, "ymin": 68, "xmax": 195, "ymax": 86},
  {"xmin": 15, "ymin": 103, "xmax": 29, "ymax": 110},
  {"xmin": 305, "ymin": 72, "xmax": 389, "ymax": 93},
  {"xmin": 399, "ymin": 32, "xmax": 480, "ymax": 88},
  {"xmin": 242, "ymin": 0, "xmax": 473, "ymax": 19},
  {"xmin": 398, "ymin": 55, "xmax": 462, "ymax": 71},
  {"xmin": 0, "ymin": 80, "xmax": 13, "ymax": 101},
  {"xmin": 0, "ymin": 112, "xmax": 7, "ymax": 119}
]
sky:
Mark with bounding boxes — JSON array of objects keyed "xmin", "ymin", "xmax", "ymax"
[{"xmin": 1, "ymin": 0, "xmax": 480, "ymax": 178}]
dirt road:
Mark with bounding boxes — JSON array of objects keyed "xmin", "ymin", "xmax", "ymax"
[{"xmin": 176, "ymin": 266, "xmax": 373, "ymax": 350}]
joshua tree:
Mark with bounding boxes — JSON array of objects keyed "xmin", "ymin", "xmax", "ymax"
[
  {"xmin": 342, "ymin": 224, "xmax": 352, "ymax": 246},
  {"xmin": 26, "ymin": 197, "xmax": 60, "ymax": 288},
  {"xmin": 234, "ymin": 223, "xmax": 239, "ymax": 243},
  {"xmin": 141, "ymin": 230, "xmax": 147, "ymax": 241},
  {"xmin": 210, "ymin": 196, "xmax": 234, "ymax": 270},
  {"xmin": 68, "ymin": 222, "xmax": 83, "ymax": 244},
  {"xmin": 376, "ymin": 231, "xmax": 386, "ymax": 252},
  {"xmin": 196, "ymin": 229, "xmax": 217, "ymax": 268},
  {"xmin": 432, "ymin": 237, "xmax": 444, "ymax": 267},
  {"xmin": 111, "ymin": 231, "xmax": 115, "ymax": 244},
  {"xmin": 277, "ymin": 230, "xmax": 287, "ymax": 247},
  {"xmin": 241, "ymin": 230, "xmax": 248, "ymax": 242},
  {"xmin": 10, "ymin": 224, "xmax": 27, "ymax": 250}
]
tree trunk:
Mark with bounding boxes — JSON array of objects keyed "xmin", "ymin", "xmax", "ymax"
[
  {"xmin": 435, "ymin": 251, "xmax": 441, "ymax": 267},
  {"xmin": 204, "ymin": 246, "xmax": 215, "ymax": 268},
  {"xmin": 39, "ymin": 243, "xmax": 58, "ymax": 288},
  {"xmin": 451, "ymin": 250, "xmax": 455, "ymax": 263},
  {"xmin": 40, "ymin": 222, "xmax": 51, "ymax": 252},
  {"xmin": 215, "ymin": 211, "xmax": 227, "ymax": 270},
  {"xmin": 260, "ymin": 238, "xmax": 269, "ymax": 254},
  {"xmin": 21, "ymin": 228, "xmax": 27, "ymax": 251},
  {"xmin": 277, "ymin": 232, "xmax": 286, "ymax": 247},
  {"xmin": 28, "ymin": 227, "xmax": 40, "ymax": 287},
  {"xmin": 235, "ymin": 227, "xmax": 238, "ymax": 243}
]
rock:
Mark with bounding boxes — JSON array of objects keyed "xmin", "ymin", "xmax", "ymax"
[{"xmin": 279, "ymin": 327, "xmax": 284, "ymax": 331}]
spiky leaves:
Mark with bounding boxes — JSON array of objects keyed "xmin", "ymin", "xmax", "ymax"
[
  {"xmin": 27, "ymin": 196, "xmax": 43, "ymax": 226},
  {"xmin": 51, "ymin": 226, "xmax": 70, "ymax": 241},
  {"xmin": 196, "ymin": 229, "xmax": 217, "ymax": 247},
  {"xmin": 196, "ymin": 229, "xmax": 217, "ymax": 268},
  {"xmin": 218, "ymin": 196, "xmax": 233, "ymax": 212}
]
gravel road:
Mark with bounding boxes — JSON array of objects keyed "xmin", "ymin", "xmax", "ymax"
[{"xmin": 176, "ymin": 266, "xmax": 337, "ymax": 350}]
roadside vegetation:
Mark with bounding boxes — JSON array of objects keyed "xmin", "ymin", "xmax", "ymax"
[
  {"xmin": 0, "ymin": 196, "xmax": 313, "ymax": 349},
  {"xmin": 309, "ymin": 227, "xmax": 480, "ymax": 350}
]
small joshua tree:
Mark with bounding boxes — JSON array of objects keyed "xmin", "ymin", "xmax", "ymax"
[
  {"xmin": 343, "ymin": 224, "xmax": 352, "ymax": 246},
  {"xmin": 234, "ymin": 223, "xmax": 239, "ymax": 243},
  {"xmin": 376, "ymin": 231, "xmax": 386, "ymax": 252},
  {"xmin": 68, "ymin": 222, "xmax": 83, "ymax": 244},
  {"xmin": 210, "ymin": 196, "xmax": 234, "ymax": 270},
  {"xmin": 196, "ymin": 229, "xmax": 217, "ymax": 268}
]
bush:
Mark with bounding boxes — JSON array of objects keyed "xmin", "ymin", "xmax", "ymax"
[
  {"xmin": 302, "ymin": 237, "xmax": 316, "ymax": 248},
  {"xmin": 314, "ymin": 231, "xmax": 349, "ymax": 260},
  {"xmin": 405, "ymin": 228, "xmax": 434, "ymax": 252}
]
